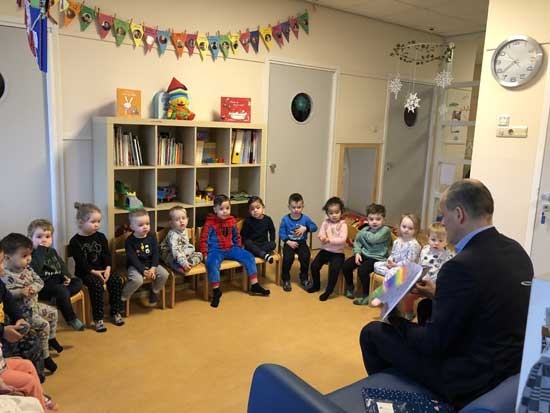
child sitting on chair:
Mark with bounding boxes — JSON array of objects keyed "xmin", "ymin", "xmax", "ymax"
[
  {"xmin": 160, "ymin": 206, "xmax": 203, "ymax": 272},
  {"xmin": 0, "ymin": 233, "xmax": 61, "ymax": 374},
  {"xmin": 200, "ymin": 195, "xmax": 270, "ymax": 308},
  {"xmin": 240, "ymin": 196, "xmax": 276, "ymax": 264},
  {"xmin": 28, "ymin": 219, "xmax": 85, "ymax": 331},
  {"xmin": 123, "ymin": 209, "xmax": 170, "ymax": 309},
  {"xmin": 279, "ymin": 193, "xmax": 318, "ymax": 292}
]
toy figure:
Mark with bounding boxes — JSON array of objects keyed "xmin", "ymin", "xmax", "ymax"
[
  {"xmin": 165, "ymin": 77, "xmax": 195, "ymax": 121},
  {"xmin": 115, "ymin": 180, "xmax": 144, "ymax": 210}
]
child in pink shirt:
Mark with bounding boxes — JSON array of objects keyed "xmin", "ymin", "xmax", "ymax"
[{"xmin": 309, "ymin": 197, "xmax": 348, "ymax": 301}]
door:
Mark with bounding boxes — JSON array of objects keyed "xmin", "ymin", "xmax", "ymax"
[
  {"xmin": 0, "ymin": 25, "xmax": 51, "ymax": 232},
  {"xmin": 266, "ymin": 62, "xmax": 335, "ymax": 248},
  {"xmin": 381, "ymin": 82, "xmax": 435, "ymax": 227}
]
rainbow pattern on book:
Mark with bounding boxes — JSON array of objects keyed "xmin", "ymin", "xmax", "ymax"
[{"xmin": 369, "ymin": 265, "xmax": 411, "ymax": 300}]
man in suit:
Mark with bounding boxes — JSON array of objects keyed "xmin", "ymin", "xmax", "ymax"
[{"xmin": 360, "ymin": 179, "xmax": 533, "ymax": 408}]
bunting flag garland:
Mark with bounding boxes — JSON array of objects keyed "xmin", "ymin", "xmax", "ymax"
[
  {"xmin": 171, "ymin": 31, "xmax": 186, "ymax": 58},
  {"xmin": 281, "ymin": 20, "xmax": 290, "ymax": 42},
  {"xmin": 250, "ymin": 29, "xmax": 260, "ymax": 53},
  {"xmin": 220, "ymin": 33, "xmax": 231, "ymax": 59},
  {"xmin": 272, "ymin": 23, "xmax": 284, "ymax": 47},
  {"xmin": 63, "ymin": 0, "xmax": 80, "ymax": 27},
  {"xmin": 24, "ymin": 0, "xmax": 48, "ymax": 72},
  {"xmin": 207, "ymin": 34, "xmax": 220, "ymax": 61},
  {"xmin": 58, "ymin": 0, "xmax": 69, "ymax": 12},
  {"xmin": 113, "ymin": 18, "xmax": 129, "ymax": 47},
  {"xmin": 230, "ymin": 33, "xmax": 239, "ymax": 54},
  {"xmin": 130, "ymin": 22, "xmax": 144, "ymax": 47},
  {"xmin": 157, "ymin": 30, "xmax": 170, "ymax": 55},
  {"xmin": 239, "ymin": 30, "xmax": 250, "ymax": 53},
  {"xmin": 290, "ymin": 16, "xmax": 299, "ymax": 39},
  {"xmin": 186, "ymin": 32, "xmax": 197, "ymax": 56},
  {"xmin": 143, "ymin": 26, "xmax": 157, "ymax": 52},
  {"xmin": 79, "ymin": 4, "xmax": 95, "ymax": 31},
  {"xmin": 260, "ymin": 26, "xmax": 273, "ymax": 50},
  {"xmin": 97, "ymin": 12, "xmax": 113, "ymax": 39},
  {"xmin": 197, "ymin": 34, "xmax": 209, "ymax": 60},
  {"xmin": 298, "ymin": 10, "xmax": 309, "ymax": 34}
]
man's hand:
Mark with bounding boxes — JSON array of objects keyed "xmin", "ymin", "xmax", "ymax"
[
  {"xmin": 286, "ymin": 240, "xmax": 298, "ymax": 249},
  {"xmin": 355, "ymin": 253, "xmax": 363, "ymax": 265},
  {"xmin": 414, "ymin": 279, "xmax": 436, "ymax": 299}
]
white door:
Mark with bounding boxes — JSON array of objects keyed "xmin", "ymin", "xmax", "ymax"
[
  {"xmin": 266, "ymin": 62, "xmax": 335, "ymax": 248},
  {"xmin": 381, "ymin": 82, "xmax": 435, "ymax": 227},
  {"xmin": 0, "ymin": 25, "xmax": 51, "ymax": 233}
]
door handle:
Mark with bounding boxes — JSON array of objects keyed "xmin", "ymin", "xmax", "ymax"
[
  {"xmin": 385, "ymin": 162, "xmax": 393, "ymax": 171},
  {"xmin": 269, "ymin": 163, "xmax": 277, "ymax": 173}
]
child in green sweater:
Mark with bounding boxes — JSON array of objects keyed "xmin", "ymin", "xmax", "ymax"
[{"xmin": 341, "ymin": 203, "xmax": 392, "ymax": 305}]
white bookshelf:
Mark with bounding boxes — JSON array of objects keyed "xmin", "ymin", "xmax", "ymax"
[{"xmin": 92, "ymin": 117, "xmax": 266, "ymax": 240}]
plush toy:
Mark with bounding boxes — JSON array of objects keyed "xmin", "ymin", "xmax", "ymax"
[{"xmin": 165, "ymin": 77, "xmax": 195, "ymax": 120}]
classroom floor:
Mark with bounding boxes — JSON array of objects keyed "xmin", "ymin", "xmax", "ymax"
[{"xmin": 43, "ymin": 262, "xmax": 379, "ymax": 413}]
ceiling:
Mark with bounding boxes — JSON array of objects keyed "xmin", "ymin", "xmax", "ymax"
[{"xmin": 306, "ymin": 0, "xmax": 488, "ymax": 37}]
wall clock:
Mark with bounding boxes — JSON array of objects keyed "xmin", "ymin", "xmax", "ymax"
[{"xmin": 491, "ymin": 35, "xmax": 544, "ymax": 88}]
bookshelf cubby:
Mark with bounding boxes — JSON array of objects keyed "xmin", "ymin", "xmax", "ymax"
[{"xmin": 93, "ymin": 117, "xmax": 266, "ymax": 240}]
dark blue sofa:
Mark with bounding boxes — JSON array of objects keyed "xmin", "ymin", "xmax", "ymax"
[{"xmin": 247, "ymin": 364, "xmax": 519, "ymax": 413}]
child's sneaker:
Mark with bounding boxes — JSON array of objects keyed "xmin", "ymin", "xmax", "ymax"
[
  {"xmin": 112, "ymin": 313, "xmax": 125, "ymax": 326},
  {"xmin": 44, "ymin": 356, "xmax": 57, "ymax": 373},
  {"xmin": 353, "ymin": 296, "xmax": 370, "ymax": 306},
  {"xmin": 48, "ymin": 338, "xmax": 63, "ymax": 353},
  {"xmin": 68, "ymin": 318, "xmax": 85, "ymax": 331},
  {"xmin": 282, "ymin": 280, "xmax": 292, "ymax": 292},
  {"xmin": 95, "ymin": 319, "xmax": 107, "ymax": 333},
  {"xmin": 264, "ymin": 254, "xmax": 274, "ymax": 264},
  {"xmin": 344, "ymin": 288, "xmax": 355, "ymax": 299},
  {"xmin": 250, "ymin": 283, "xmax": 270, "ymax": 296},
  {"xmin": 369, "ymin": 297, "xmax": 382, "ymax": 307},
  {"xmin": 299, "ymin": 274, "xmax": 311, "ymax": 289},
  {"xmin": 319, "ymin": 291, "xmax": 331, "ymax": 301},
  {"xmin": 146, "ymin": 290, "xmax": 159, "ymax": 307},
  {"xmin": 44, "ymin": 394, "xmax": 60, "ymax": 411},
  {"xmin": 210, "ymin": 288, "xmax": 222, "ymax": 308}
]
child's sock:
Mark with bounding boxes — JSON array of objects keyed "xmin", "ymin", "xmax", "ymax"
[
  {"xmin": 319, "ymin": 290, "xmax": 332, "ymax": 301},
  {"xmin": 44, "ymin": 356, "xmax": 57, "ymax": 373},
  {"xmin": 264, "ymin": 253, "xmax": 274, "ymax": 264},
  {"xmin": 250, "ymin": 283, "xmax": 270, "ymax": 296},
  {"xmin": 48, "ymin": 338, "xmax": 63, "ymax": 353},
  {"xmin": 95, "ymin": 319, "xmax": 107, "ymax": 333},
  {"xmin": 68, "ymin": 318, "xmax": 85, "ymax": 331},
  {"xmin": 211, "ymin": 288, "xmax": 222, "ymax": 308}
]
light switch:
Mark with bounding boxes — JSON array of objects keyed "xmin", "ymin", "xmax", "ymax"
[
  {"xmin": 497, "ymin": 114, "xmax": 511, "ymax": 127},
  {"xmin": 496, "ymin": 126, "xmax": 528, "ymax": 138}
]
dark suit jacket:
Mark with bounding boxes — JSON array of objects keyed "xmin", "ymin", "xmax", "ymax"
[{"xmin": 401, "ymin": 227, "xmax": 533, "ymax": 406}]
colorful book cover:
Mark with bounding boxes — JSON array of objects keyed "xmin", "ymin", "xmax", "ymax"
[
  {"xmin": 221, "ymin": 97, "xmax": 251, "ymax": 123},
  {"xmin": 116, "ymin": 88, "xmax": 141, "ymax": 118}
]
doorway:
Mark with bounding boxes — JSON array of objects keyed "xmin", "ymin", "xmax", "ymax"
[
  {"xmin": 266, "ymin": 62, "xmax": 336, "ymax": 248},
  {"xmin": 381, "ymin": 82, "xmax": 436, "ymax": 227}
]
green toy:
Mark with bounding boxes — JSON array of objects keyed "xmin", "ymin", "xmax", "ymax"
[{"xmin": 115, "ymin": 180, "xmax": 144, "ymax": 210}]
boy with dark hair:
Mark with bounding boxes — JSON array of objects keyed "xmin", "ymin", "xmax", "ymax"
[
  {"xmin": 342, "ymin": 203, "xmax": 392, "ymax": 305},
  {"xmin": 279, "ymin": 193, "xmax": 318, "ymax": 292}
]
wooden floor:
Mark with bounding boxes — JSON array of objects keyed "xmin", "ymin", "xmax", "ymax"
[{"xmin": 43, "ymin": 263, "xmax": 379, "ymax": 412}]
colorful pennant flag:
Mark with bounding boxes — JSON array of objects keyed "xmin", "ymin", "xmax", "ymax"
[
  {"xmin": 130, "ymin": 22, "xmax": 144, "ymax": 47},
  {"xmin": 197, "ymin": 34, "xmax": 209, "ymax": 60},
  {"xmin": 24, "ymin": 0, "xmax": 48, "ymax": 72},
  {"xmin": 250, "ymin": 29, "xmax": 260, "ymax": 53},
  {"xmin": 207, "ymin": 34, "xmax": 220, "ymax": 61},
  {"xmin": 79, "ymin": 4, "xmax": 95, "ymax": 31},
  {"xmin": 281, "ymin": 20, "xmax": 291, "ymax": 42},
  {"xmin": 63, "ymin": 0, "xmax": 80, "ymax": 27},
  {"xmin": 220, "ymin": 33, "xmax": 231, "ymax": 59},
  {"xmin": 290, "ymin": 16, "xmax": 299, "ymax": 39},
  {"xmin": 113, "ymin": 18, "xmax": 129, "ymax": 47},
  {"xmin": 143, "ymin": 26, "xmax": 157, "ymax": 52},
  {"xmin": 58, "ymin": 0, "xmax": 69, "ymax": 12},
  {"xmin": 97, "ymin": 12, "xmax": 113, "ymax": 39},
  {"xmin": 171, "ymin": 31, "xmax": 186, "ymax": 58},
  {"xmin": 298, "ymin": 11, "xmax": 309, "ymax": 34},
  {"xmin": 186, "ymin": 32, "xmax": 197, "ymax": 56},
  {"xmin": 157, "ymin": 30, "xmax": 170, "ymax": 55},
  {"xmin": 272, "ymin": 23, "xmax": 284, "ymax": 47},
  {"xmin": 260, "ymin": 26, "xmax": 273, "ymax": 51},
  {"xmin": 230, "ymin": 33, "xmax": 240, "ymax": 54},
  {"xmin": 239, "ymin": 30, "xmax": 250, "ymax": 53}
]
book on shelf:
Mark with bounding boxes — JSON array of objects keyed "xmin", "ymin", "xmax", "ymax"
[
  {"xmin": 196, "ymin": 139, "xmax": 205, "ymax": 165},
  {"xmin": 158, "ymin": 133, "xmax": 184, "ymax": 165},
  {"xmin": 114, "ymin": 127, "xmax": 143, "ymax": 166},
  {"xmin": 231, "ymin": 129, "xmax": 259, "ymax": 164}
]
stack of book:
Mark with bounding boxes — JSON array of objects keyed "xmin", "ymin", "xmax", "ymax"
[
  {"xmin": 158, "ymin": 134, "xmax": 183, "ymax": 165},
  {"xmin": 114, "ymin": 127, "xmax": 143, "ymax": 166},
  {"xmin": 231, "ymin": 129, "xmax": 259, "ymax": 164}
]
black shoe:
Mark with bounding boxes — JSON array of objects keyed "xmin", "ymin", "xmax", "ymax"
[
  {"xmin": 319, "ymin": 291, "xmax": 332, "ymax": 301},
  {"xmin": 282, "ymin": 280, "xmax": 292, "ymax": 292},
  {"xmin": 44, "ymin": 356, "xmax": 57, "ymax": 373},
  {"xmin": 250, "ymin": 283, "xmax": 270, "ymax": 296},
  {"xmin": 48, "ymin": 338, "xmax": 63, "ymax": 353},
  {"xmin": 307, "ymin": 285, "xmax": 320, "ymax": 293},
  {"xmin": 211, "ymin": 288, "xmax": 222, "ymax": 308}
]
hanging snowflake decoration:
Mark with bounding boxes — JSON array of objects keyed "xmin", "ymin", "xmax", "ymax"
[
  {"xmin": 388, "ymin": 75, "xmax": 403, "ymax": 99},
  {"xmin": 404, "ymin": 92, "xmax": 421, "ymax": 112},
  {"xmin": 435, "ymin": 70, "xmax": 453, "ymax": 88}
]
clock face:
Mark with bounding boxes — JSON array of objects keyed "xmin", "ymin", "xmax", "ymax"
[{"xmin": 491, "ymin": 35, "xmax": 544, "ymax": 88}]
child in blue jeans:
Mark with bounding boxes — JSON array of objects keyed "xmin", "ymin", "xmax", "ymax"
[{"xmin": 199, "ymin": 195, "xmax": 270, "ymax": 308}]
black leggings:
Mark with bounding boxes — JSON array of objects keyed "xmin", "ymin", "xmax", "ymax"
[
  {"xmin": 310, "ymin": 249, "xmax": 345, "ymax": 292},
  {"xmin": 243, "ymin": 240, "xmax": 276, "ymax": 259},
  {"xmin": 342, "ymin": 255, "xmax": 377, "ymax": 295},
  {"xmin": 38, "ymin": 277, "xmax": 83, "ymax": 322},
  {"xmin": 79, "ymin": 273, "xmax": 124, "ymax": 321},
  {"xmin": 281, "ymin": 240, "xmax": 310, "ymax": 282}
]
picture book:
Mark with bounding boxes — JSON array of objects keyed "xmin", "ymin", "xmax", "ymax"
[
  {"xmin": 377, "ymin": 262, "xmax": 424, "ymax": 320},
  {"xmin": 117, "ymin": 88, "xmax": 141, "ymax": 118},
  {"xmin": 221, "ymin": 97, "xmax": 251, "ymax": 123}
]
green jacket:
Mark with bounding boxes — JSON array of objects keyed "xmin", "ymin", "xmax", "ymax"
[{"xmin": 352, "ymin": 226, "xmax": 391, "ymax": 260}]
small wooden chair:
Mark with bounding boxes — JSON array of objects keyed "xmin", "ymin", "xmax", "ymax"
[
  {"xmin": 112, "ymin": 231, "xmax": 167, "ymax": 317},
  {"xmin": 64, "ymin": 246, "xmax": 89, "ymax": 327}
]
